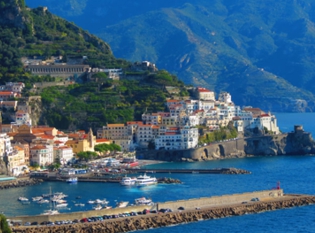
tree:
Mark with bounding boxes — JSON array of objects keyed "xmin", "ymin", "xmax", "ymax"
[
  {"xmin": 0, "ymin": 214, "xmax": 11, "ymax": 233},
  {"xmin": 77, "ymin": 151, "xmax": 98, "ymax": 161}
]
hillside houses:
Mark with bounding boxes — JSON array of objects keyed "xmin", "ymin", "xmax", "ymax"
[{"xmin": 97, "ymin": 87, "xmax": 280, "ymax": 151}]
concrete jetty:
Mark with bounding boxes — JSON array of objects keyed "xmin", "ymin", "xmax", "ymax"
[{"xmin": 10, "ymin": 189, "xmax": 315, "ymax": 233}]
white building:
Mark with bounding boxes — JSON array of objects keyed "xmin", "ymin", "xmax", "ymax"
[
  {"xmin": 218, "ymin": 92, "xmax": 232, "ymax": 104},
  {"xmin": 30, "ymin": 144, "xmax": 54, "ymax": 166},
  {"xmin": 155, "ymin": 126, "xmax": 198, "ymax": 150},
  {"xmin": 54, "ymin": 146, "xmax": 73, "ymax": 165}
]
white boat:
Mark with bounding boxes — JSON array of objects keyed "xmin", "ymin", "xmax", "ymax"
[
  {"xmin": 55, "ymin": 199, "xmax": 67, "ymax": 204},
  {"xmin": 87, "ymin": 200, "xmax": 95, "ymax": 204},
  {"xmin": 41, "ymin": 187, "xmax": 59, "ymax": 215},
  {"xmin": 32, "ymin": 196, "xmax": 43, "ymax": 202},
  {"xmin": 120, "ymin": 176, "xmax": 137, "ymax": 186},
  {"xmin": 135, "ymin": 197, "xmax": 153, "ymax": 205},
  {"xmin": 18, "ymin": 197, "xmax": 29, "ymax": 202},
  {"xmin": 93, "ymin": 204, "xmax": 102, "ymax": 210},
  {"xmin": 135, "ymin": 173, "xmax": 157, "ymax": 187},
  {"xmin": 66, "ymin": 177, "xmax": 78, "ymax": 183},
  {"xmin": 37, "ymin": 199, "xmax": 49, "ymax": 204},
  {"xmin": 75, "ymin": 203, "xmax": 85, "ymax": 207},
  {"xmin": 116, "ymin": 201, "xmax": 129, "ymax": 208},
  {"xmin": 55, "ymin": 203, "xmax": 68, "ymax": 208},
  {"xmin": 95, "ymin": 199, "xmax": 109, "ymax": 205},
  {"xmin": 41, "ymin": 209, "xmax": 59, "ymax": 215}
]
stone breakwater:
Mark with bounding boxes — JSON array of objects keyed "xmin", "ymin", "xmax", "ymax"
[
  {"xmin": 0, "ymin": 178, "xmax": 43, "ymax": 190},
  {"xmin": 11, "ymin": 195, "xmax": 315, "ymax": 233}
]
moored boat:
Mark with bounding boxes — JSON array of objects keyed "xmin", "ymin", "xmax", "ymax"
[
  {"xmin": 18, "ymin": 197, "xmax": 29, "ymax": 202},
  {"xmin": 120, "ymin": 176, "xmax": 137, "ymax": 186},
  {"xmin": 134, "ymin": 197, "xmax": 153, "ymax": 205},
  {"xmin": 116, "ymin": 201, "xmax": 129, "ymax": 208},
  {"xmin": 93, "ymin": 204, "xmax": 102, "ymax": 210},
  {"xmin": 66, "ymin": 177, "xmax": 78, "ymax": 183},
  {"xmin": 135, "ymin": 173, "xmax": 157, "ymax": 187}
]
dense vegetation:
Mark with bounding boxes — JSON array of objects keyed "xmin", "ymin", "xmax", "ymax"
[
  {"xmin": 0, "ymin": 214, "xmax": 11, "ymax": 233},
  {"xmin": 0, "ymin": 0, "xmax": 130, "ymax": 85},
  {"xmin": 198, "ymin": 123, "xmax": 238, "ymax": 145},
  {"xmin": 39, "ymin": 71, "xmax": 187, "ymax": 130},
  {"xmin": 26, "ymin": 0, "xmax": 315, "ymax": 112}
]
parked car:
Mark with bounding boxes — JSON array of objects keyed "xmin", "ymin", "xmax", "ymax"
[{"xmin": 178, "ymin": 206, "xmax": 185, "ymax": 210}]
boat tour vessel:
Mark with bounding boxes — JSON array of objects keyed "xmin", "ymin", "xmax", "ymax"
[
  {"xmin": 134, "ymin": 197, "xmax": 153, "ymax": 205},
  {"xmin": 66, "ymin": 177, "xmax": 78, "ymax": 183},
  {"xmin": 120, "ymin": 176, "xmax": 137, "ymax": 186},
  {"xmin": 135, "ymin": 173, "xmax": 157, "ymax": 187}
]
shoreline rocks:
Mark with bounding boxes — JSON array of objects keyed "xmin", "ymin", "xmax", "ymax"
[{"xmin": 0, "ymin": 178, "xmax": 43, "ymax": 190}]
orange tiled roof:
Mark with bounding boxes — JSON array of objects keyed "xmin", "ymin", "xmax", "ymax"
[
  {"xmin": 96, "ymin": 139, "xmax": 110, "ymax": 143},
  {"xmin": 30, "ymin": 145, "xmax": 46, "ymax": 150}
]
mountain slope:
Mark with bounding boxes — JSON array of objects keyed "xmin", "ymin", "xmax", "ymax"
[{"xmin": 22, "ymin": 0, "xmax": 315, "ymax": 111}]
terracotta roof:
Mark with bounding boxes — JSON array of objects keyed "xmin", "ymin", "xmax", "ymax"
[
  {"xmin": 152, "ymin": 125, "xmax": 160, "ymax": 129},
  {"xmin": 167, "ymin": 99, "xmax": 179, "ymax": 103},
  {"xmin": 54, "ymin": 140, "xmax": 64, "ymax": 144},
  {"xmin": 197, "ymin": 87, "xmax": 212, "ymax": 92},
  {"xmin": 31, "ymin": 145, "xmax": 46, "ymax": 150},
  {"xmin": 40, "ymin": 135, "xmax": 54, "ymax": 140},
  {"xmin": 0, "ymin": 91, "xmax": 14, "ymax": 95},
  {"xmin": 14, "ymin": 145, "xmax": 24, "ymax": 151},
  {"xmin": 96, "ymin": 139, "xmax": 110, "ymax": 143}
]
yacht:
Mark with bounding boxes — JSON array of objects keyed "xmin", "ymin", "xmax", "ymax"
[
  {"xmin": 135, "ymin": 173, "xmax": 157, "ymax": 187},
  {"xmin": 120, "ymin": 176, "xmax": 137, "ymax": 186}
]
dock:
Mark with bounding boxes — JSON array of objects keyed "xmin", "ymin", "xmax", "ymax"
[{"xmin": 125, "ymin": 168, "xmax": 250, "ymax": 174}]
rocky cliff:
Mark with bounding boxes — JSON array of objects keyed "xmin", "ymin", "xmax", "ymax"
[{"xmin": 245, "ymin": 126, "xmax": 315, "ymax": 156}]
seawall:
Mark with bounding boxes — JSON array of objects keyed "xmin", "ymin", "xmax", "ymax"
[
  {"xmin": 138, "ymin": 126, "xmax": 315, "ymax": 161},
  {"xmin": 11, "ymin": 192, "xmax": 315, "ymax": 233},
  {"xmin": 0, "ymin": 178, "xmax": 43, "ymax": 190}
]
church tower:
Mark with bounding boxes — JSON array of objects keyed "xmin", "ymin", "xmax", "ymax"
[{"xmin": 88, "ymin": 128, "xmax": 95, "ymax": 150}]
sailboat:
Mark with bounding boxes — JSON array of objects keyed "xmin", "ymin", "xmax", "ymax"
[{"xmin": 41, "ymin": 187, "xmax": 59, "ymax": 215}]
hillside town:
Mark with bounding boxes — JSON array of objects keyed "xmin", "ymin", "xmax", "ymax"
[{"xmin": 0, "ymin": 74, "xmax": 280, "ymax": 177}]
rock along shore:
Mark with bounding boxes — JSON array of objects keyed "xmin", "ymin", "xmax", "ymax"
[
  {"xmin": 11, "ymin": 195, "xmax": 315, "ymax": 233},
  {"xmin": 0, "ymin": 178, "xmax": 43, "ymax": 190}
]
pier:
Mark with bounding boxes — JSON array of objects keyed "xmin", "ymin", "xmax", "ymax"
[
  {"xmin": 10, "ymin": 190, "xmax": 315, "ymax": 233},
  {"xmin": 125, "ymin": 168, "xmax": 250, "ymax": 174}
]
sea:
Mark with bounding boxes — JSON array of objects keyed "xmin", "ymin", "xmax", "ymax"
[{"xmin": 1, "ymin": 113, "xmax": 315, "ymax": 232}]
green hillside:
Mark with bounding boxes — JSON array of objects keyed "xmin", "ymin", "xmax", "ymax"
[
  {"xmin": 26, "ymin": 0, "xmax": 315, "ymax": 112},
  {"xmin": 0, "ymin": 0, "xmax": 130, "ymax": 84}
]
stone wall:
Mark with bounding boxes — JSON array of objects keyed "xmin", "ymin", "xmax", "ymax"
[{"xmin": 138, "ymin": 138, "xmax": 246, "ymax": 162}]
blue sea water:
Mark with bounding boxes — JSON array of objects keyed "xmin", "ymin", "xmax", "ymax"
[{"xmin": 0, "ymin": 113, "xmax": 315, "ymax": 233}]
